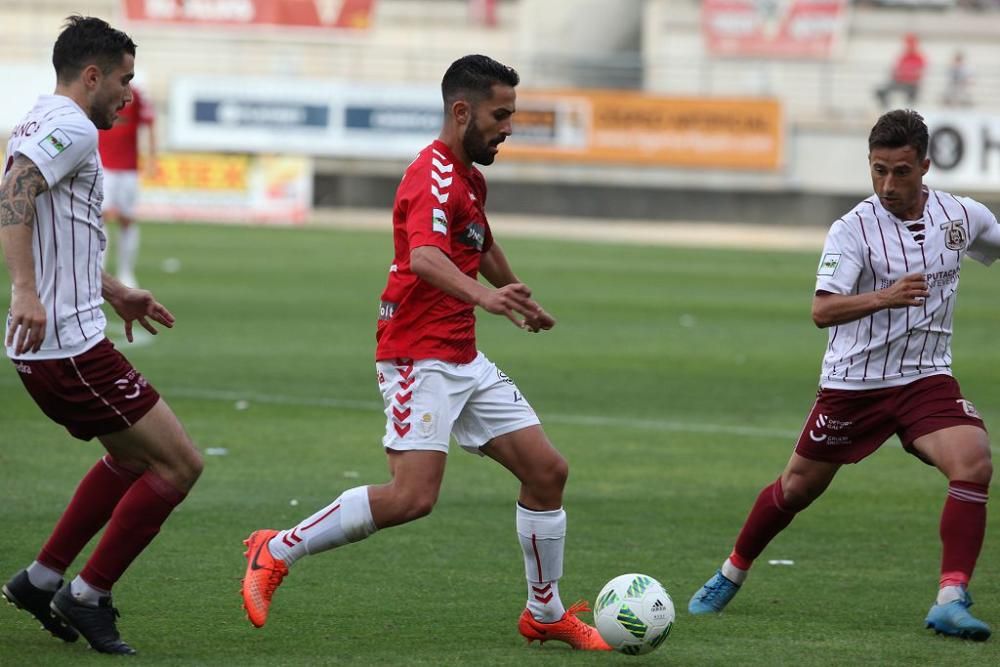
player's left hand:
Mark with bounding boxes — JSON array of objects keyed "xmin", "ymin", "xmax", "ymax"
[{"xmin": 110, "ymin": 288, "xmax": 176, "ymax": 342}]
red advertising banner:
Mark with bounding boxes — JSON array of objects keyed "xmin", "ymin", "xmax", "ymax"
[
  {"xmin": 122, "ymin": 0, "xmax": 375, "ymax": 29},
  {"xmin": 702, "ymin": 0, "xmax": 848, "ymax": 59}
]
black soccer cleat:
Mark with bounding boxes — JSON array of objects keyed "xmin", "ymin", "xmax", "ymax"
[
  {"xmin": 2, "ymin": 569, "xmax": 79, "ymax": 642},
  {"xmin": 50, "ymin": 585, "xmax": 136, "ymax": 655}
]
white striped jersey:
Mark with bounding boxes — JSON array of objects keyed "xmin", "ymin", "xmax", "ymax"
[
  {"xmin": 3, "ymin": 95, "xmax": 107, "ymax": 360},
  {"xmin": 815, "ymin": 189, "xmax": 1000, "ymax": 389}
]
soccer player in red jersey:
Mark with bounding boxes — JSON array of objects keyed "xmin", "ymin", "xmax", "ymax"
[
  {"xmin": 98, "ymin": 84, "xmax": 155, "ymax": 287},
  {"xmin": 241, "ymin": 54, "xmax": 609, "ymax": 651},
  {"xmin": 689, "ymin": 110, "xmax": 995, "ymax": 641},
  {"xmin": 0, "ymin": 16, "xmax": 202, "ymax": 655}
]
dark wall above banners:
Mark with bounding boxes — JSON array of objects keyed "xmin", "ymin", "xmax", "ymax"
[
  {"xmin": 703, "ymin": 0, "xmax": 849, "ymax": 59},
  {"xmin": 170, "ymin": 77, "xmax": 784, "ymax": 171},
  {"xmin": 122, "ymin": 0, "xmax": 375, "ymax": 29}
]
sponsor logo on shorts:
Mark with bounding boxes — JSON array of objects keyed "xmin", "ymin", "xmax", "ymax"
[
  {"xmin": 114, "ymin": 370, "xmax": 148, "ymax": 400},
  {"xmin": 497, "ymin": 368, "xmax": 514, "ymax": 385},
  {"xmin": 14, "ymin": 362, "xmax": 32, "ymax": 375},
  {"xmin": 418, "ymin": 412, "xmax": 434, "ymax": 438},
  {"xmin": 956, "ymin": 399, "xmax": 980, "ymax": 418},
  {"xmin": 808, "ymin": 413, "xmax": 853, "ymax": 445}
]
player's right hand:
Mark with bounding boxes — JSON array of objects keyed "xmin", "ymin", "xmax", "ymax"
[
  {"xmin": 6, "ymin": 289, "xmax": 46, "ymax": 354},
  {"xmin": 882, "ymin": 272, "xmax": 930, "ymax": 308}
]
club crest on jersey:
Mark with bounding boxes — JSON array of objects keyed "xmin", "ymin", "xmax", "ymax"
[
  {"xmin": 432, "ymin": 208, "xmax": 448, "ymax": 235},
  {"xmin": 817, "ymin": 253, "xmax": 841, "ymax": 276},
  {"xmin": 940, "ymin": 219, "xmax": 967, "ymax": 251},
  {"xmin": 39, "ymin": 129, "xmax": 72, "ymax": 158}
]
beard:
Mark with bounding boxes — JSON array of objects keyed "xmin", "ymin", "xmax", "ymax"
[{"xmin": 463, "ymin": 121, "xmax": 498, "ymax": 166}]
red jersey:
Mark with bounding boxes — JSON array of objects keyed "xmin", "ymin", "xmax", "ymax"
[
  {"xmin": 98, "ymin": 87, "xmax": 154, "ymax": 171},
  {"xmin": 376, "ymin": 140, "xmax": 494, "ymax": 363}
]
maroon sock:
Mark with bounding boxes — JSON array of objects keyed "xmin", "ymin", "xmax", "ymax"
[
  {"xmin": 731, "ymin": 477, "xmax": 798, "ymax": 569},
  {"xmin": 37, "ymin": 456, "xmax": 140, "ymax": 573},
  {"xmin": 939, "ymin": 480, "xmax": 989, "ymax": 588},
  {"xmin": 79, "ymin": 471, "xmax": 186, "ymax": 591}
]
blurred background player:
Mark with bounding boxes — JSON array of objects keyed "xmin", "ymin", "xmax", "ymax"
[
  {"xmin": 98, "ymin": 81, "xmax": 155, "ymax": 287},
  {"xmin": 0, "ymin": 16, "xmax": 202, "ymax": 655},
  {"xmin": 688, "ymin": 110, "xmax": 995, "ymax": 642},
  {"xmin": 240, "ymin": 54, "xmax": 609, "ymax": 651}
]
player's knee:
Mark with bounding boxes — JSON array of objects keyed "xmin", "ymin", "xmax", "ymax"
[{"xmin": 957, "ymin": 455, "xmax": 992, "ymax": 486}]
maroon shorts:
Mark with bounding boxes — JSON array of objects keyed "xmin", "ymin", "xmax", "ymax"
[
  {"xmin": 12, "ymin": 338, "xmax": 160, "ymax": 441},
  {"xmin": 794, "ymin": 374, "xmax": 986, "ymax": 465}
]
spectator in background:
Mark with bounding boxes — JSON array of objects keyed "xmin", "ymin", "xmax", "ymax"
[
  {"xmin": 875, "ymin": 33, "xmax": 926, "ymax": 108},
  {"xmin": 99, "ymin": 84, "xmax": 155, "ymax": 288},
  {"xmin": 942, "ymin": 51, "xmax": 973, "ymax": 107}
]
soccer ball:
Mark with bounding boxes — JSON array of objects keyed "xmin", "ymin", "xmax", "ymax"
[{"xmin": 594, "ymin": 573, "xmax": 674, "ymax": 655}]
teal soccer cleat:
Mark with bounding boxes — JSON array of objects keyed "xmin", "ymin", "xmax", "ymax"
[
  {"xmin": 925, "ymin": 590, "xmax": 991, "ymax": 641},
  {"xmin": 688, "ymin": 569, "xmax": 741, "ymax": 615}
]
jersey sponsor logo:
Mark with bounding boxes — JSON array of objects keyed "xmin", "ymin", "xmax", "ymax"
[
  {"xmin": 379, "ymin": 300, "xmax": 398, "ymax": 321},
  {"xmin": 460, "ymin": 222, "xmax": 486, "ymax": 251},
  {"xmin": 432, "ymin": 208, "xmax": 448, "ymax": 235},
  {"xmin": 817, "ymin": 253, "xmax": 841, "ymax": 276},
  {"xmin": 38, "ymin": 128, "xmax": 72, "ymax": 158},
  {"xmin": 940, "ymin": 219, "xmax": 968, "ymax": 251}
]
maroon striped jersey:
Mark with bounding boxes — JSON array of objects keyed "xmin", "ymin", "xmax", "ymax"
[
  {"xmin": 815, "ymin": 189, "xmax": 1000, "ymax": 388},
  {"xmin": 376, "ymin": 140, "xmax": 493, "ymax": 363}
]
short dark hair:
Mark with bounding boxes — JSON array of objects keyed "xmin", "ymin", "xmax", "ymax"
[
  {"xmin": 52, "ymin": 15, "xmax": 136, "ymax": 84},
  {"xmin": 868, "ymin": 109, "xmax": 928, "ymax": 161},
  {"xmin": 441, "ymin": 54, "xmax": 519, "ymax": 108}
]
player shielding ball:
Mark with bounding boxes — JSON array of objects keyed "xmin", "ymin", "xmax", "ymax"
[
  {"xmin": 241, "ymin": 54, "xmax": 610, "ymax": 651},
  {"xmin": 0, "ymin": 16, "xmax": 202, "ymax": 655},
  {"xmin": 689, "ymin": 109, "xmax": 995, "ymax": 641}
]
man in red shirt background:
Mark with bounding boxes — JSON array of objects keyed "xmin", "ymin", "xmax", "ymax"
[
  {"xmin": 875, "ymin": 33, "xmax": 926, "ymax": 108},
  {"xmin": 98, "ymin": 84, "xmax": 155, "ymax": 287},
  {"xmin": 240, "ymin": 54, "xmax": 611, "ymax": 651}
]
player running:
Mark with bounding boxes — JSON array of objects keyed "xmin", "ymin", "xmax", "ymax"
[
  {"xmin": 1, "ymin": 16, "xmax": 202, "ymax": 655},
  {"xmin": 689, "ymin": 109, "xmax": 995, "ymax": 641},
  {"xmin": 240, "ymin": 54, "xmax": 609, "ymax": 651}
]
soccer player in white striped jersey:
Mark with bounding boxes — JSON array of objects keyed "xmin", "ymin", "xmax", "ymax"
[
  {"xmin": 1, "ymin": 16, "xmax": 202, "ymax": 655},
  {"xmin": 689, "ymin": 110, "xmax": 996, "ymax": 641}
]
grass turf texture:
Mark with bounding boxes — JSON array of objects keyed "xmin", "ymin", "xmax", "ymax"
[{"xmin": 1, "ymin": 221, "xmax": 998, "ymax": 666}]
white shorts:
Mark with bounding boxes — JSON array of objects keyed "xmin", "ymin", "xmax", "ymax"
[
  {"xmin": 102, "ymin": 170, "xmax": 139, "ymax": 219},
  {"xmin": 376, "ymin": 351, "xmax": 540, "ymax": 455}
]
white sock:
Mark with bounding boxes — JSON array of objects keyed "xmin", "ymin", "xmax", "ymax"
[
  {"xmin": 721, "ymin": 558, "xmax": 748, "ymax": 585},
  {"xmin": 118, "ymin": 225, "xmax": 139, "ymax": 279},
  {"xmin": 70, "ymin": 576, "xmax": 109, "ymax": 607},
  {"xmin": 268, "ymin": 486, "xmax": 377, "ymax": 567},
  {"xmin": 516, "ymin": 504, "xmax": 567, "ymax": 623},
  {"xmin": 26, "ymin": 561, "xmax": 63, "ymax": 591},
  {"xmin": 937, "ymin": 585, "xmax": 965, "ymax": 605}
]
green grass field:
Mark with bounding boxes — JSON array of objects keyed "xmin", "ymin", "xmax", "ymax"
[{"xmin": 1, "ymin": 221, "xmax": 998, "ymax": 666}]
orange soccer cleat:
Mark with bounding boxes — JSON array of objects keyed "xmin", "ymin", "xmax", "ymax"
[
  {"xmin": 241, "ymin": 529, "xmax": 289, "ymax": 628},
  {"xmin": 518, "ymin": 600, "xmax": 612, "ymax": 651}
]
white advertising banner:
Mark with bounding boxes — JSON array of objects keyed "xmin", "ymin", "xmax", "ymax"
[
  {"xmin": 169, "ymin": 77, "xmax": 441, "ymax": 159},
  {"xmin": 925, "ymin": 112, "xmax": 1000, "ymax": 193}
]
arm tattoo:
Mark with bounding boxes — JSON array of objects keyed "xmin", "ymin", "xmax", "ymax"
[{"xmin": 0, "ymin": 155, "xmax": 49, "ymax": 229}]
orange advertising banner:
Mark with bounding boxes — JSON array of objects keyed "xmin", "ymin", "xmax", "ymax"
[
  {"xmin": 121, "ymin": 0, "xmax": 375, "ymax": 29},
  {"xmin": 507, "ymin": 90, "xmax": 783, "ymax": 171}
]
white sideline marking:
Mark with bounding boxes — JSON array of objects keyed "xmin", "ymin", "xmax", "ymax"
[{"xmin": 163, "ymin": 386, "xmax": 801, "ymax": 439}]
